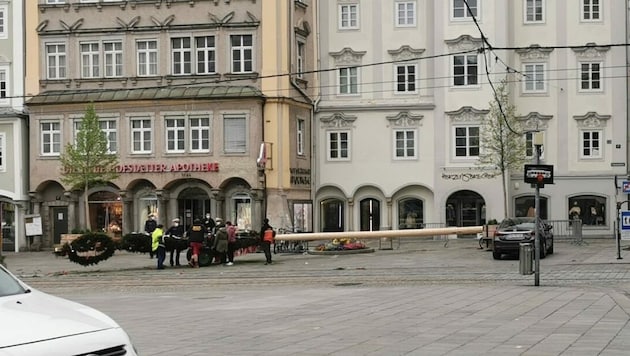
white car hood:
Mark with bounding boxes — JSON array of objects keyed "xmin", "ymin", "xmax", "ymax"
[{"xmin": 0, "ymin": 289, "xmax": 118, "ymax": 348}]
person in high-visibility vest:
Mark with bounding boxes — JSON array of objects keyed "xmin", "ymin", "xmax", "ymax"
[{"xmin": 151, "ymin": 224, "xmax": 165, "ymax": 270}]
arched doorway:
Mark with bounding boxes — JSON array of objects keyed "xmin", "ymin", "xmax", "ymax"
[
  {"xmin": 360, "ymin": 198, "xmax": 380, "ymax": 231},
  {"xmin": 321, "ymin": 198, "xmax": 344, "ymax": 232},
  {"xmin": 178, "ymin": 187, "xmax": 211, "ymax": 229},
  {"xmin": 446, "ymin": 190, "xmax": 485, "ymax": 227},
  {"xmin": 88, "ymin": 191, "xmax": 122, "ymax": 237}
]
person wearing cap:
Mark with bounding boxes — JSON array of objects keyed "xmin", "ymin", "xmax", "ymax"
[
  {"xmin": 144, "ymin": 214, "xmax": 157, "ymax": 259},
  {"xmin": 165, "ymin": 218, "xmax": 184, "ymax": 238}
]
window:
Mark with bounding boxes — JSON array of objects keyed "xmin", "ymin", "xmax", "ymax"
[
  {"xmin": 582, "ymin": 0, "xmax": 600, "ymax": 21},
  {"xmin": 46, "ymin": 0, "xmax": 66, "ymax": 3},
  {"xmin": 580, "ymin": 62, "xmax": 601, "ymax": 91},
  {"xmin": 80, "ymin": 42, "xmax": 100, "ymax": 78},
  {"xmin": 525, "ymin": 0, "xmax": 544, "ymax": 23},
  {"xmin": 296, "ymin": 41, "xmax": 305, "ymax": 78},
  {"xmin": 454, "ymin": 126, "xmax": 479, "ymax": 157},
  {"xmin": 395, "ymin": 64, "xmax": 417, "ymax": 93},
  {"xmin": 292, "ymin": 201, "xmax": 312, "ymax": 233},
  {"xmin": 190, "ymin": 116, "xmax": 210, "ymax": 152},
  {"xmin": 568, "ymin": 196, "xmax": 605, "ymax": 226},
  {"xmin": 0, "ymin": 6, "xmax": 7, "ymax": 39},
  {"xmin": 339, "ymin": 4, "xmax": 359, "ymax": 29},
  {"xmin": 453, "ymin": 54, "xmax": 478, "ymax": 86},
  {"xmin": 46, "ymin": 43, "xmax": 66, "ymax": 79},
  {"xmin": 327, "ymin": 130, "xmax": 350, "ymax": 160},
  {"xmin": 394, "ymin": 129, "xmax": 416, "ymax": 159},
  {"xmin": 41, "ymin": 122, "xmax": 61, "ymax": 156},
  {"xmin": 137, "ymin": 40, "xmax": 158, "ymax": 76},
  {"xmin": 165, "ymin": 117, "xmax": 186, "ymax": 153},
  {"xmin": 231, "ymin": 35, "xmax": 253, "ymax": 73},
  {"xmin": 339, "ymin": 67, "xmax": 358, "ymax": 94},
  {"xmin": 514, "ymin": 196, "xmax": 548, "ymax": 219},
  {"xmin": 223, "ymin": 115, "xmax": 247, "ymax": 153},
  {"xmin": 196, "ymin": 36, "xmax": 216, "ymax": 74},
  {"xmin": 297, "ymin": 119, "xmax": 305, "ymax": 155},
  {"xmin": 104, "ymin": 41, "xmax": 123, "ymax": 77},
  {"xmin": 523, "ymin": 63, "xmax": 546, "ymax": 92},
  {"xmin": 581, "ymin": 130, "xmax": 601, "ymax": 158},
  {"xmin": 453, "ymin": 0, "xmax": 477, "ymax": 19},
  {"xmin": 395, "ymin": 1, "xmax": 416, "ymax": 27},
  {"xmin": 171, "ymin": 38, "xmax": 192, "ymax": 75},
  {"xmin": 131, "ymin": 118, "xmax": 152, "ymax": 154},
  {"xmin": 100, "ymin": 120, "xmax": 117, "ymax": 153},
  {"xmin": 0, "ymin": 133, "xmax": 4, "ymax": 171},
  {"xmin": 0, "ymin": 69, "xmax": 6, "ymax": 100},
  {"xmin": 398, "ymin": 198, "xmax": 423, "ymax": 229}
]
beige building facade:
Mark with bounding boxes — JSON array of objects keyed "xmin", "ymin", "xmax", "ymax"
[{"xmin": 27, "ymin": 0, "xmax": 317, "ymax": 248}]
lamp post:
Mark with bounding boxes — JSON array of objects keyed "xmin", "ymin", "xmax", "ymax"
[{"xmin": 533, "ymin": 132, "xmax": 544, "ymax": 286}]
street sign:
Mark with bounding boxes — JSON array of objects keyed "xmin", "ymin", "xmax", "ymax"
[
  {"xmin": 623, "ymin": 181, "xmax": 630, "ymax": 193},
  {"xmin": 524, "ymin": 164, "xmax": 554, "ymax": 184},
  {"xmin": 620, "ymin": 210, "xmax": 630, "ymax": 240}
]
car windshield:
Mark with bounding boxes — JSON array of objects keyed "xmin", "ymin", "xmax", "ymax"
[
  {"xmin": 498, "ymin": 217, "xmax": 536, "ymax": 230},
  {"xmin": 0, "ymin": 266, "xmax": 29, "ymax": 297}
]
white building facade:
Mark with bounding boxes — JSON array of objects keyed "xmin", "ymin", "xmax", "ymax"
[
  {"xmin": 0, "ymin": 0, "xmax": 28, "ymax": 252},
  {"xmin": 314, "ymin": 0, "xmax": 627, "ymax": 236}
]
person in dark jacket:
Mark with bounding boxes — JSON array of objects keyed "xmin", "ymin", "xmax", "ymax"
[
  {"xmin": 259, "ymin": 218, "xmax": 274, "ymax": 265},
  {"xmin": 144, "ymin": 214, "xmax": 157, "ymax": 258},
  {"xmin": 203, "ymin": 213, "xmax": 216, "ymax": 235},
  {"xmin": 187, "ymin": 219, "xmax": 205, "ymax": 268},
  {"xmin": 213, "ymin": 221, "xmax": 229, "ymax": 265}
]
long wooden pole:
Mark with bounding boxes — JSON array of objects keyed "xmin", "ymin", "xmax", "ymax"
[{"xmin": 276, "ymin": 226, "xmax": 483, "ymax": 242}]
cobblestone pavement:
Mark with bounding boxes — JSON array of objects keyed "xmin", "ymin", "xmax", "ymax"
[{"xmin": 4, "ymin": 238, "xmax": 630, "ymax": 355}]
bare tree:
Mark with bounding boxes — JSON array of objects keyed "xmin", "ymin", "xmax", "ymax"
[
  {"xmin": 478, "ymin": 80, "xmax": 527, "ymax": 218},
  {"xmin": 60, "ymin": 104, "xmax": 119, "ymax": 231}
]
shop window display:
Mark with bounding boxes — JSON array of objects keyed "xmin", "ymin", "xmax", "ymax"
[
  {"xmin": 568, "ymin": 195, "xmax": 606, "ymax": 226},
  {"xmin": 398, "ymin": 198, "xmax": 423, "ymax": 229}
]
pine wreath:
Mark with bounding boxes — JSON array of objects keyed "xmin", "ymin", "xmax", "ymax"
[{"xmin": 63, "ymin": 232, "xmax": 117, "ymax": 266}]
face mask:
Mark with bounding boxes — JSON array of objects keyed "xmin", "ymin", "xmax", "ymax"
[
  {"xmin": 174, "ymin": 223, "xmax": 179, "ymax": 227},
  {"xmin": 206, "ymin": 215, "xmax": 210, "ymax": 219}
]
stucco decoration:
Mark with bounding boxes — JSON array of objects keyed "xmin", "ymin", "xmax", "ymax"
[
  {"xmin": 445, "ymin": 106, "xmax": 489, "ymax": 123},
  {"xmin": 295, "ymin": 20, "xmax": 311, "ymax": 37},
  {"xmin": 208, "ymin": 11, "xmax": 235, "ymax": 24},
  {"xmin": 572, "ymin": 43, "xmax": 610, "ymax": 59},
  {"xmin": 386, "ymin": 112, "xmax": 424, "ymax": 128},
  {"xmin": 330, "ymin": 48, "xmax": 367, "ymax": 66},
  {"xmin": 59, "ymin": 19, "xmax": 84, "ymax": 32},
  {"xmin": 516, "ymin": 112, "xmax": 553, "ymax": 131},
  {"xmin": 36, "ymin": 20, "xmax": 49, "ymax": 32},
  {"xmin": 150, "ymin": 15, "xmax": 175, "ymax": 28},
  {"xmin": 516, "ymin": 45, "xmax": 554, "ymax": 61},
  {"xmin": 387, "ymin": 45, "xmax": 425, "ymax": 62},
  {"xmin": 573, "ymin": 112, "xmax": 611, "ymax": 128},
  {"xmin": 320, "ymin": 112, "xmax": 357, "ymax": 128},
  {"xmin": 115, "ymin": 16, "xmax": 141, "ymax": 30},
  {"xmin": 444, "ymin": 34, "xmax": 482, "ymax": 52}
]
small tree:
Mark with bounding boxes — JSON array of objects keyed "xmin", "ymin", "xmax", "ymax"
[
  {"xmin": 478, "ymin": 80, "xmax": 527, "ymax": 219},
  {"xmin": 60, "ymin": 104, "xmax": 119, "ymax": 231}
]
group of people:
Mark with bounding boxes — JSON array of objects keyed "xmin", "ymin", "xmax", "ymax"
[{"xmin": 145, "ymin": 213, "xmax": 251, "ymax": 270}]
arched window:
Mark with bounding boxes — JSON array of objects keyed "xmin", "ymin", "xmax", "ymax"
[
  {"xmin": 321, "ymin": 199, "xmax": 344, "ymax": 232},
  {"xmin": 514, "ymin": 196, "xmax": 548, "ymax": 220},
  {"xmin": 398, "ymin": 198, "xmax": 423, "ymax": 229},
  {"xmin": 568, "ymin": 195, "xmax": 605, "ymax": 226}
]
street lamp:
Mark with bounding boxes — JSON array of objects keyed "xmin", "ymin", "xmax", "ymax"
[{"xmin": 533, "ymin": 132, "xmax": 544, "ymax": 286}]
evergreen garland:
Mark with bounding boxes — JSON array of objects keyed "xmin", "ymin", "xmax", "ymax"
[{"xmin": 63, "ymin": 232, "xmax": 117, "ymax": 266}]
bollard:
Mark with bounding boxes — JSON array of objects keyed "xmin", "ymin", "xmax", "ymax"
[{"xmin": 519, "ymin": 243, "xmax": 534, "ymax": 275}]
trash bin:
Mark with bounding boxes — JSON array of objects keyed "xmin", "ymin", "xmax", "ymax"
[{"xmin": 519, "ymin": 242, "xmax": 533, "ymax": 275}]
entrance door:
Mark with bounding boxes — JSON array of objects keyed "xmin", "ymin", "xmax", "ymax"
[
  {"xmin": 360, "ymin": 198, "xmax": 380, "ymax": 231},
  {"xmin": 178, "ymin": 188, "xmax": 211, "ymax": 229},
  {"xmin": 446, "ymin": 190, "xmax": 485, "ymax": 227},
  {"xmin": 52, "ymin": 207, "xmax": 68, "ymax": 244}
]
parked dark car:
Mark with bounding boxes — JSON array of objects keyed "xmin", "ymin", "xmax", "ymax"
[{"xmin": 492, "ymin": 217, "xmax": 553, "ymax": 260}]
